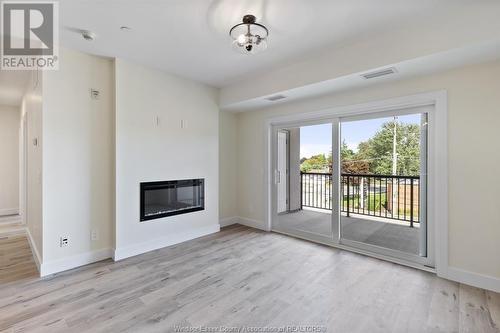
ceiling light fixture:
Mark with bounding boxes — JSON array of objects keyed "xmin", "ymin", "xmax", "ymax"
[
  {"xmin": 229, "ymin": 15, "xmax": 268, "ymax": 54},
  {"xmin": 120, "ymin": 26, "xmax": 132, "ymax": 31}
]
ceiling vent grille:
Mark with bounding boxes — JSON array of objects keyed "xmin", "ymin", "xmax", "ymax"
[
  {"xmin": 266, "ymin": 94, "xmax": 286, "ymax": 102},
  {"xmin": 361, "ymin": 67, "xmax": 397, "ymax": 80}
]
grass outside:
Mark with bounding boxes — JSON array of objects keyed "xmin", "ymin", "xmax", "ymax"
[{"xmin": 342, "ymin": 193, "xmax": 419, "ymax": 221}]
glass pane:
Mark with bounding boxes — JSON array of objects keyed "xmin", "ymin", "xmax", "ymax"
[
  {"xmin": 340, "ymin": 113, "xmax": 426, "ymax": 256},
  {"xmin": 275, "ymin": 123, "xmax": 333, "ymax": 239}
]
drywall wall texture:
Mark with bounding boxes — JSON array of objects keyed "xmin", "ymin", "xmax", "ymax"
[
  {"xmin": 22, "ymin": 70, "xmax": 43, "ymax": 261},
  {"xmin": 219, "ymin": 111, "xmax": 238, "ymax": 220},
  {"xmin": 114, "ymin": 59, "xmax": 219, "ymax": 258},
  {"xmin": 0, "ymin": 105, "xmax": 20, "ymax": 215},
  {"xmin": 234, "ymin": 59, "xmax": 500, "ymax": 280},
  {"xmin": 42, "ymin": 48, "xmax": 115, "ymax": 263}
]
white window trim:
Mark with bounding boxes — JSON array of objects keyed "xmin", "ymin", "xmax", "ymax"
[{"xmin": 264, "ymin": 90, "xmax": 448, "ymax": 277}]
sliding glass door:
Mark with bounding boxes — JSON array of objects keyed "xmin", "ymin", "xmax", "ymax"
[
  {"xmin": 338, "ymin": 110, "xmax": 429, "ymax": 265},
  {"xmin": 272, "ymin": 120, "xmax": 337, "ymax": 244},
  {"xmin": 271, "ymin": 107, "xmax": 432, "ymax": 268}
]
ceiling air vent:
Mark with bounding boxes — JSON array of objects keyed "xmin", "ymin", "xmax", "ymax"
[
  {"xmin": 361, "ymin": 67, "xmax": 398, "ymax": 80},
  {"xmin": 266, "ymin": 94, "xmax": 287, "ymax": 102}
]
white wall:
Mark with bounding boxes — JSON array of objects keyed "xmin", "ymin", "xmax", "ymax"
[
  {"xmin": 22, "ymin": 70, "xmax": 43, "ymax": 263},
  {"xmin": 42, "ymin": 48, "xmax": 114, "ymax": 267},
  {"xmin": 39, "ymin": 49, "xmax": 219, "ymax": 273},
  {"xmin": 0, "ymin": 105, "xmax": 20, "ymax": 215},
  {"xmin": 232, "ymin": 59, "xmax": 500, "ymax": 281},
  {"xmin": 219, "ymin": 111, "xmax": 238, "ymax": 221},
  {"xmin": 114, "ymin": 59, "xmax": 219, "ymax": 259}
]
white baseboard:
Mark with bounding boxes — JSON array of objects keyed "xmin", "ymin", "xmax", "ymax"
[
  {"xmin": 40, "ymin": 248, "xmax": 113, "ymax": 277},
  {"xmin": 0, "ymin": 223, "xmax": 25, "ymax": 236},
  {"xmin": 236, "ymin": 216, "xmax": 268, "ymax": 231},
  {"xmin": 113, "ymin": 224, "xmax": 220, "ymax": 261},
  {"xmin": 445, "ymin": 267, "xmax": 500, "ymax": 293},
  {"xmin": 219, "ymin": 216, "xmax": 238, "ymax": 227},
  {"xmin": 0, "ymin": 216, "xmax": 23, "ymax": 225},
  {"xmin": 0, "ymin": 207, "xmax": 19, "ymax": 216},
  {"xmin": 26, "ymin": 228, "xmax": 41, "ymax": 273}
]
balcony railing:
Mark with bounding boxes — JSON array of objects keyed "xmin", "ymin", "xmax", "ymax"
[{"xmin": 301, "ymin": 172, "xmax": 420, "ymax": 227}]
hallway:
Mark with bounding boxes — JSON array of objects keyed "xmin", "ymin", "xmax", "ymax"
[{"xmin": 0, "ymin": 234, "xmax": 38, "ymax": 284}]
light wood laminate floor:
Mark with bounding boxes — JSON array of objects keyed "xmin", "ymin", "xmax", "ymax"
[
  {"xmin": 1, "ymin": 225, "xmax": 499, "ymax": 332},
  {"xmin": 0, "ymin": 234, "xmax": 38, "ymax": 284}
]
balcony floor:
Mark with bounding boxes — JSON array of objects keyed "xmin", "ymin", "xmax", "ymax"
[{"xmin": 276, "ymin": 209, "xmax": 420, "ymax": 255}]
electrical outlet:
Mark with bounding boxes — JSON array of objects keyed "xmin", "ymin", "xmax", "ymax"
[
  {"xmin": 90, "ymin": 88, "xmax": 100, "ymax": 100},
  {"xmin": 91, "ymin": 229, "xmax": 99, "ymax": 241},
  {"xmin": 60, "ymin": 236, "xmax": 69, "ymax": 247}
]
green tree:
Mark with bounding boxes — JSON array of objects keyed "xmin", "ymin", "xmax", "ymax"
[
  {"xmin": 340, "ymin": 140, "xmax": 354, "ymax": 161},
  {"xmin": 300, "ymin": 154, "xmax": 328, "ymax": 172},
  {"xmin": 355, "ymin": 120, "xmax": 420, "ymax": 176},
  {"xmin": 300, "ymin": 121, "xmax": 420, "ymax": 176},
  {"xmin": 325, "ymin": 141, "xmax": 369, "ymax": 174}
]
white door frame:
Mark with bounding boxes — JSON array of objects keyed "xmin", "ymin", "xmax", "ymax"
[
  {"xmin": 19, "ymin": 112, "xmax": 28, "ymax": 225},
  {"xmin": 276, "ymin": 130, "xmax": 289, "ymax": 213},
  {"xmin": 265, "ymin": 90, "xmax": 448, "ymax": 275}
]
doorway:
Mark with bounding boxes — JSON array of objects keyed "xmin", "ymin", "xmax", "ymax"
[
  {"xmin": 273, "ymin": 121, "xmax": 335, "ymax": 244},
  {"xmin": 338, "ymin": 110, "xmax": 430, "ymax": 266},
  {"xmin": 270, "ymin": 98, "xmax": 440, "ymax": 269},
  {"xmin": 0, "ymin": 70, "xmax": 39, "ymax": 281},
  {"xmin": 0, "ymin": 104, "xmax": 23, "ymax": 225}
]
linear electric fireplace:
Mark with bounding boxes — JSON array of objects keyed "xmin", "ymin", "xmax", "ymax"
[{"xmin": 140, "ymin": 179, "xmax": 205, "ymax": 221}]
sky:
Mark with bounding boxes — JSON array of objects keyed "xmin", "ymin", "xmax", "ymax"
[{"xmin": 299, "ymin": 114, "xmax": 421, "ymax": 158}]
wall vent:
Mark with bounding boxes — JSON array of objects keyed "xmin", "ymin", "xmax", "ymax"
[
  {"xmin": 361, "ymin": 67, "xmax": 398, "ymax": 80},
  {"xmin": 266, "ymin": 94, "xmax": 286, "ymax": 102}
]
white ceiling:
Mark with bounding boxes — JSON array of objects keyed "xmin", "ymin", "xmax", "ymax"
[
  {"xmin": 223, "ymin": 40, "xmax": 500, "ymax": 111},
  {"xmin": 0, "ymin": 70, "xmax": 30, "ymax": 107},
  {"xmin": 58, "ymin": 0, "xmax": 477, "ymax": 87}
]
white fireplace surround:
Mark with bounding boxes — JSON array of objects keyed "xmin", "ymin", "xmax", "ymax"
[{"xmin": 40, "ymin": 49, "xmax": 219, "ymax": 275}]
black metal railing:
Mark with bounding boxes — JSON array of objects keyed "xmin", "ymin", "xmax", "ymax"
[{"xmin": 301, "ymin": 172, "xmax": 420, "ymax": 227}]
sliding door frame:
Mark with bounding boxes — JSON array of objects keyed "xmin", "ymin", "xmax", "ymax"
[
  {"xmin": 276, "ymin": 129, "xmax": 290, "ymax": 214},
  {"xmin": 265, "ymin": 91, "xmax": 448, "ymax": 275},
  {"xmin": 270, "ymin": 118, "xmax": 339, "ymax": 245},
  {"xmin": 338, "ymin": 106, "xmax": 432, "ymax": 267}
]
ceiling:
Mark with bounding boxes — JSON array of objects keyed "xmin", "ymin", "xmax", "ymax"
[
  {"xmin": 58, "ymin": 0, "xmax": 479, "ymax": 88},
  {"xmin": 223, "ymin": 40, "xmax": 500, "ymax": 111}
]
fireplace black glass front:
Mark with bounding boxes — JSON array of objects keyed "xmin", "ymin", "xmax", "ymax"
[{"xmin": 140, "ymin": 179, "xmax": 204, "ymax": 221}]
